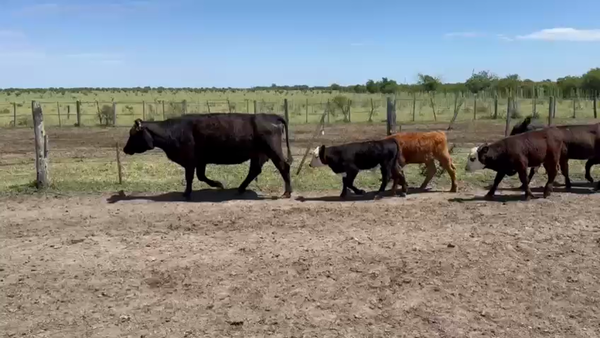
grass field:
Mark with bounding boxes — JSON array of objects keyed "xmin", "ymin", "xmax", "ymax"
[
  {"xmin": 0, "ymin": 89, "xmax": 597, "ymax": 127},
  {"xmin": 2, "ymin": 118, "xmax": 600, "ymax": 337}
]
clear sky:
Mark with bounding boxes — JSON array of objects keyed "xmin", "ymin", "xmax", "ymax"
[{"xmin": 0, "ymin": 0, "xmax": 599, "ymax": 88}]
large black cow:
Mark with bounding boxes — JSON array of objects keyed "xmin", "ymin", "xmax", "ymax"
[
  {"xmin": 123, "ymin": 113, "xmax": 293, "ymax": 200},
  {"xmin": 308, "ymin": 138, "xmax": 408, "ymax": 199},
  {"xmin": 511, "ymin": 116, "xmax": 597, "ymax": 185}
]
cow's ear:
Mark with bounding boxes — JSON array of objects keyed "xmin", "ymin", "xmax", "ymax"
[
  {"xmin": 523, "ymin": 116, "xmax": 531, "ymax": 125},
  {"xmin": 318, "ymin": 144, "xmax": 326, "ymax": 158},
  {"xmin": 479, "ymin": 145, "xmax": 489, "ymax": 156},
  {"xmin": 134, "ymin": 118, "xmax": 143, "ymax": 130}
]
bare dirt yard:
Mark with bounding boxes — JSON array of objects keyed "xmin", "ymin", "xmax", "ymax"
[
  {"xmin": 2, "ymin": 119, "xmax": 600, "ymax": 337},
  {"xmin": 2, "ymin": 188, "xmax": 600, "ymax": 338}
]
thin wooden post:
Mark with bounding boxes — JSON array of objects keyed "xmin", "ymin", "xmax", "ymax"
[
  {"xmin": 548, "ymin": 96, "xmax": 554, "ymax": 126},
  {"xmin": 76, "ymin": 100, "xmax": 81, "ymax": 126},
  {"xmin": 112, "ymin": 102, "xmax": 117, "ymax": 126},
  {"xmin": 283, "ymin": 98, "xmax": 290, "ymax": 125},
  {"xmin": 504, "ymin": 97, "xmax": 511, "ymax": 136},
  {"xmin": 386, "ymin": 97, "xmax": 397, "ymax": 135},
  {"xmin": 326, "ymin": 100, "xmax": 330, "ymax": 124},
  {"xmin": 246, "ymin": 99, "xmax": 249, "ymax": 113},
  {"xmin": 572, "ymin": 92, "xmax": 576, "ymax": 118},
  {"xmin": 142, "ymin": 101, "xmax": 146, "ymax": 120},
  {"xmin": 296, "ymin": 109, "xmax": 327, "ymax": 176},
  {"xmin": 473, "ymin": 94, "xmax": 477, "ymax": 120},
  {"xmin": 12, "ymin": 102, "xmax": 17, "ymax": 127},
  {"xmin": 182, "ymin": 100, "xmax": 187, "ymax": 115},
  {"xmin": 552, "ymin": 96, "xmax": 557, "ymax": 118},
  {"xmin": 493, "ymin": 95, "xmax": 498, "ymax": 119},
  {"xmin": 162, "ymin": 100, "xmax": 166, "ymax": 120},
  {"xmin": 227, "ymin": 99, "xmax": 232, "ymax": 113},
  {"xmin": 56, "ymin": 102, "xmax": 61, "ymax": 127},
  {"xmin": 32, "ymin": 101, "xmax": 49, "ymax": 189},
  {"xmin": 67, "ymin": 105, "xmax": 71, "ymax": 120},
  {"xmin": 206, "ymin": 101, "xmax": 211, "ymax": 113},
  {"xmin": 368, "ymin": 98, "xmax": 376, "ymax": 122},
  {"xmin": 115, "ymin": 142, "xmax": 123, "ymax": 184},
  {"xmin": 347, "ymin": 100, "xmax": 351, "ymax": 122},
  {"xmin": 412, "ymin": 93, "xmax": 416, "ymax": 122},
  {"xmin": 594, "ymin": 93, "xmax": 597, "ymax": 118},
  {"xmin": 532, "ymin": 93, "xmax": 537, "ymax": 118},
  {"xmin": 253, "ymin": 100, "xmax": 257, "ymax": 114},
  {"xmin": 305, "ymin": 98, "xmax": 309, "ymax": 123}
]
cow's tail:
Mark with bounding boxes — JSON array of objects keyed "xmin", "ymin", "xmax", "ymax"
[{"xmin": 279, "ymin": 116, "xmax": 294, "ymax": 164}]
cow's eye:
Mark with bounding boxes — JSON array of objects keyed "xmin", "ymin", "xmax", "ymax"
[{"xmin": 469, "ymin": 157, "xmax": 475, "ymax": 162}]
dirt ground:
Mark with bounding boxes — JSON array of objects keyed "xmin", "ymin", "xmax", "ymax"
[
  {"xmin": 2, "ymin": 188, "xmax": 600, "ymax": 338},
  {"xmin": 2, "ymin": 119, "xmax": 600, "ymax": 337}
]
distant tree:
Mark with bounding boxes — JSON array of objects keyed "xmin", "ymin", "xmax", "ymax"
[
  {"xmin": 497, "ymin": 74, "xmax": 521, "ymax": 94},
  {"xmin": 581, "ymin": 68, "xmax": 600, "ymax": 96},
  {"xmin": 417, "ymin": 74, "xmax": 441, "ymax": 92},
  {"xmin": 556, "ymin": 76, "xmax": 582, "ymax": 98},
  {"xmin": 379, "ymin": 77, "xmax": 399, "ymax": 94},
  {"xmin": 330, "ymin": 83, "xmax": 341, "ymax": 91},
  {"xmin": 465, "ymin": 70, "xmax": 498, "ymax": 94},
  {"xmin": 365, "ymin": 79, "xmax": 379, "ymax": 93}
]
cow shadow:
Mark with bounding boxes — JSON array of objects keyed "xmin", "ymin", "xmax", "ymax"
[
  {"xmin": 493, "ymin": 184, "xmax": 596, "ymax": 195},
  {"xmin": 106, "ymin": 188, "xmax": 273, "ymax": 204},
  {"xmin": 449, "ymin": 194, "xmax": 536, "ymax": 203}
]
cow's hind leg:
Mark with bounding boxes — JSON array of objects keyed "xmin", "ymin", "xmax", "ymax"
[
  {"xmin": 559, "ymin": 158, "xmax": 572, "ymax": 191},
  {"xmin": 263, "ymin": 143, "xmax": 293, "ymax": 198},
  {"xmin": 196, "ymin": 163, "xmax": 225, "ymax": 189},
  {"xmin": 419, "ymin": 160, "xmax": 437, "ymax": 191},
  {"xmin": 585, "ymin": 158, "xmax": 598, "ymax": 183},
  {"xmin": 391, "ymin": 163, "xmax": 408, "ymax": 197},
  {"xmin": 237, "ymin": 155, "xmax": 268, "ymax": 195},
  {"xmin": 436, "ymin": 152, "xmax": 458, "ymax": 192},
  {"xmin": 183, "ymin": 166, "xmax": 195, "ymax": 201},
  {"xmin": 520, "ymin": 167, "xmax": 537, "ymax": 189},
  {"xmin": 374, "ymin": 162, "xmax": 393, "ymax": 200}
]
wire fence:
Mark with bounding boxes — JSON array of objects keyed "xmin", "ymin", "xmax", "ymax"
[{"xmin": 0, "ymin": 93, "xmax": 597, "ymax": 128}]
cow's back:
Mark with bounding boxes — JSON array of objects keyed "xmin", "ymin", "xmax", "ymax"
[
  {"xmin": 557, "ymin": 124, "xmax": 600, "ymax": 159},
  {"xmin": 385, "ymin": 131, "xmax": 448, "ymax": 163}
]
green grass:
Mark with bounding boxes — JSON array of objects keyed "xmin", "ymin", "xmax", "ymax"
[
  {"xmin": 1, "ymin": 148, "xmax": 598, "ymax": 198},
  {"xmin": 0, "ymin": 90, "xmax": 597, "ymax": 128}
]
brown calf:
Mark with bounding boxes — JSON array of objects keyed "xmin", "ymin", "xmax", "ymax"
[{"xmin": 384, "ymin": 131, "xmax": 458, "ymax": 192}]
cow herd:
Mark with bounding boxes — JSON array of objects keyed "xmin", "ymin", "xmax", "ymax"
[{"xmin": 122, "ymin": 112, "xmax": 600, "ymax": 201}]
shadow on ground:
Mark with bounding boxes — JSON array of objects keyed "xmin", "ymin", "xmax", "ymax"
[
  {"xmin": 296, "ymin": 187, "xmax": 440, "ymax": 202},
  {"xmin": 106, "ymin": 188, "xmax": 276, "ymax": 204},
  {"xmin": 450, "ymin": 185, "xmax": 597, "ymax": 203}
]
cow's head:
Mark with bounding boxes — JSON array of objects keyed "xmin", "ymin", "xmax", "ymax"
[
  {"xmin": 465, "ymin": 144, "xmax": 488, "ymax": 172},
  {"xmin": 123, "ymin": 119, "xmax": 154, "ymax": 155},
  {"xmin": 309, "ymin": 145, "xmax": 326, "ymax": 168}
]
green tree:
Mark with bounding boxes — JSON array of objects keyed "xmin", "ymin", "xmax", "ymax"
[
  {"xmin": 465, "ymin": 70, "xmax": 497, "ymax": 94},
  {"xmin": 581, "ymin": 68, "xmax": 600, "ymax": 95},
  {"xmin": 556, "ymin": 76, "xmax": 582, "ymax": 98},
  {"xmin": 365, "ymin": 79, "xmax": 379, "ymax": 93},
  {"xmin": 417, "ymin": 74, "xmax": 441, "ymax": 92}
]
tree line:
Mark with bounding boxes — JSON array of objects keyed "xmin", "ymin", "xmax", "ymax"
[{"xmin": 1, "ymin": 68, "xmax": 598, "ymax": 99}]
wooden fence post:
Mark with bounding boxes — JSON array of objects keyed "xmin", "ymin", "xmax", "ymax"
[
  {"xmin": 162, "ymin": 101, "xmax": 166, "ymax": 120},
  {"xmin": 246, "ymin": 99, "xmax": 249, "ymax": 113},
  {"xmin": 386, "ymin": 97, "xmax": 397, "ymax": 135},
  {"xmin": 227, "ymin": 99, "xmax": 232, "ymax": 113},
  {"xmin": 347, "ymin": 100, "xmax": 352, "ymax": 122},
  {"xmin": 412, "ymin": 93, "xmax": 416, "ymax": 122},
  {"xmin": 473, "ymin": 94, "xmax": 477, "ymax": 120},
  {"xmin": 504, "ymin": 97, "xmax": 511, "ymax": 136},
  {"xmin": 32, "ymin": 101, "xmax": 49, "ymax": 189},
  {"xmin": 305, "ymin": 98, "xmax": 309, "ymax": 123},
  {"xmin": 572, "ymin": 95, "xmax": 576, "ymax": 119},
  {"xmin": 182, "ymin": 100, "xmax": 187, "ymax": 115},
  {"xmin": 115, "ymin": 142, "xmax": 123, "ymax": 184},
  {"xmin": 283, "ymin": 98, "xmax": 290, "ymax": 125},
  {"xmin": 326, "ymin": 99, "xmax": 330, "ymax": 124},
  {"xmin": 76, "ymin": 100, "xmax": 81, "ymax": 126},
  {"xmin": 142, "ymin": 101, "xmax": 146, "ymax": 120},
  {"xmin": 253, "ymin": 100, "xmax": 257, "ymax": 114},
  {"xmin": 206, "ymin": 101, "xmax": 211, "ymax": 113},
  {"xmin": 493, "ymin": 95, "xmax": 498, "ymax": 119},
  {"xmin": 12, "ymin": 102, "xmax": 17, "ymax": 127},
  {"xmin": 594, "ymin": 93, "xmax": 597, "ymax": 118},
  {"xmin": 56, "ymin": 102, "xmax": 62, "ymax": 127},
  {"xmin": 112, "ymin": 102, "xmax": 117, "ymax": 126},
  {"xmin": 548, "ymin": 96, "xmax": 554, "ymax": 126}
]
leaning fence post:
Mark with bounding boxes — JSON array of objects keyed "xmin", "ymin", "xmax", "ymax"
[
  {"xmin": 56, "ymin": 102, "xmax": 62, "ymax": 127},
  {"xmin": 142, "ymin": 101, "xmax": 146, "ymax": 120},
  {"xmin": 12, "ymin": 102, "xmax": 17, "ymax": 127},
  {"xmin": 32, "ymin": 101, "xmax": 49, "ymax": 189},
  {"xmin": 594, "ymin": 93, "xmax": 598, "ymax": 119}
]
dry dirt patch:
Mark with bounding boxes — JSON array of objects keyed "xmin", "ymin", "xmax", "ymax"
[{"xmin": 1, "ymin": 190, "xmax": 600, "ymax": 337}]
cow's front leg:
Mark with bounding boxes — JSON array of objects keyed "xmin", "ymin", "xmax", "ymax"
[
  {"xmin": 345, "ymin": 170, "xmax": 365, "ymax": 195},
  {"xmin": 196, "ymin": 163, "xmax": 224, "ymax": 189},
  {"xmin": 485, "ymin": 171, "xmax": 505, "ymax": 200},
  {"xmin": 183, "ymin": 166, "xmax": 195, "ymax": 201},
  {"xmin": 517, "ymin": 168, "xmax": 535, "ymax": 200}
]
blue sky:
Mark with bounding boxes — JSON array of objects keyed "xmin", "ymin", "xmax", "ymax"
[{"xmin": 0, "ymin": 0, "xmax": 599, "ymax": 88}]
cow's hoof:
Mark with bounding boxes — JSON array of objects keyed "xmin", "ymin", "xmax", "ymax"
[
  {"xmin": 356, "ymin": 189, "xmax": 367, "ymax": 195},
  {"xmin": 483, "ymin": 194, "xmax": 495, "ymax": 201},
  {"xmin": 450, "ymin": 186, "xmax": 458, "ymax": 193},
  {"xmin": 215, "ymin": 182, "xmax": 225, "ymax": 189},
  {"xmin": 586, "ymin": 176, "xmax": 594, "ymax": 183},
  {"xmin": 281, "ymin": 192, "xmax": 292, "ymax": 199}
]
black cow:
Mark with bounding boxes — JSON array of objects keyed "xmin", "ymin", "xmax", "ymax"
[
  {"xmin": 511, "ymin": 116, "xmax": 597, "ymax": 185},
  {"xmin": 123, "ymin": 113, "xmax": 293, "ymax": 200},
  {"xmin": 308, "ymin": 138, "xmax": 408, "ymax": 199},
  {"xmin": 465, "ymin": 127, "xmax": 566, "ymax": 200}
]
